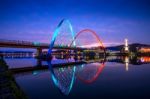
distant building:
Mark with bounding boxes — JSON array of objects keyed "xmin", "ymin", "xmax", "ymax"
[{"xmin": 139, "ymin": 47, "xmax": 150, "ymax": 53}]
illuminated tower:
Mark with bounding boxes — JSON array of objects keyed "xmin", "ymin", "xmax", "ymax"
[{"xmin": 124, "ymin": 38, "xmax": 129, "ymax": 52}]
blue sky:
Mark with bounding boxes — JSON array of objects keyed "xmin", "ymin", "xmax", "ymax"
[{"xmin": 0, "ymin": 0, "xmax": 150, "ymax": 46}]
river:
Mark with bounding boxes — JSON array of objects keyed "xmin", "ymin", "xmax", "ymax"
[{"xmin": 4, "ymin": 56, "xmax": 150, "ymax": 99}]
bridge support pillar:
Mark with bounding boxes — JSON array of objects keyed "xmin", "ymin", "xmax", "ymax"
[
  {"xmin": 37, "ymin": 59, "xmax": 42, "ymax": 66},
  {"xmin": 36, "ymin": 48, "xmax": 42, "ymax": 58}
]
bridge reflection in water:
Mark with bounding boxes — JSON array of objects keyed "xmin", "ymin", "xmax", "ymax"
[
  {"xmin": 10, "ymin": 56, "xmax": 150, "ymax": 96},
  {"xmin": 46, "ymin": 56, "xmax": 150, "ymax": 95},
  {"xmin": 47, "ymin": 58, "xmax": 105, "ymax": 95}
]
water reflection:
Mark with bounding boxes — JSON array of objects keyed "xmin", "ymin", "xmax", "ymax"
[
  {"xmin": 46, "ymin": 56, "xmax": 150, "ymax": 95},
  {"xmin": 47, "ymin": 57, "xmax": 106, "ymax": 95},
  {"xmin": 6, "ymin": 56, "xmax": 150, "ymax": 97},
  {"xmin": 48, "ymin": 61, "xmax": 76, "ymax": 95},
  {"xmin": 76, "ymin": 62, "xmax": 105, "ymax": 84},
  {"xmin": 107, "ymin": 56, "xmax": 150, "ymax": 71}
]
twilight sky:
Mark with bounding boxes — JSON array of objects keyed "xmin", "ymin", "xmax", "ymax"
[{"xmin": 0, "ymin": 0, "xmax": 150, "ymax": 46}]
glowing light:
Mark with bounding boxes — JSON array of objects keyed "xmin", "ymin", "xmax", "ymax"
[
  {"xmin": 77, "ymin": 43, "xmax": 101, "ymax": 48},
  {"xmin": 32, "ymin": 71, "xmax": 38, "ymax": 75},
  {"xmin": 140, "ymin": 57, "xmax": 150, "ymax": 62},
  {"xmin": 70, "ymin": 29, "xmax": 106, "ymax": 54},
  {"xmin": 33, "ymin": 42, "xmax": 40, "ymax": 46},
  {"xmin": 77, "ymin": 62, "xmax": 105, "ymax": 84},
  {"xmin": 47, "ymin": 19, "xmax": 106, "ymax": 94},
  {"xmin": 47, "ymin": 19, "xmax": 76, "ymax": 57},
  {"xmin": 125, "ymin": 56, "xmax": 129, "ymax": 71},
  {"xmin": 68, "ymin": 66, "xmax": 76, "ymax": 93},
  {"xmin": 139, "ymin": 48, "xmax": 150, "ymax": 53},
  {"xmin": 124, "ymin": 38, "xmax": 129, "ymax": 51},
  {"xmin": 49, "ymin": 65, "xmax": 76, "ymax": 95},
  {"xmin": 69, "ymin": 29, "xmax": 106, "ymax": 84}
]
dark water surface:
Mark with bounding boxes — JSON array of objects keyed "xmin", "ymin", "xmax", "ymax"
[{"xmin": 4, "ymin": 57, "xmax": 150, "ymax": 99}]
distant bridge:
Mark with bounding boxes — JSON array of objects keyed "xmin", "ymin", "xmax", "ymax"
[
  {"xmin": 0, "ymin": 39, "xmax": 87, "ymax": 50},
  {"xmin": 0, "ymin": 39, "xmax": 105, "ymax": 57},
  {"xmin": 0, "ymin": 39, "xmax": 89, "ymax": 57}
]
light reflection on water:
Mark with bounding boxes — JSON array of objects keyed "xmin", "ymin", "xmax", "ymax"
[{"xmin": 4, "ymin": 56, "xmax": 150, "ymax": 99}]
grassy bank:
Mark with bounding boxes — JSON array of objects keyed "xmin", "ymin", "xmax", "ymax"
[{"xmin": 0, "ymin": 58, "xmax": 28, "ymax": 99}]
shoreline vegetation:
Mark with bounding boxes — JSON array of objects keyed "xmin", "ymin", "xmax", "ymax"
[{"xmin": 0, "ymin": 57, "xmax": 27, "ymax": 99}]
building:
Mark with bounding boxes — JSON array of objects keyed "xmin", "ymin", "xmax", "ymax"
[{"xmin": 139, "ymin": 47, "xmax": 150, "ymax": 53}]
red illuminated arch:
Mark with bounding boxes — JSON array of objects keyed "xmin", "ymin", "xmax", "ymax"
[
  {"xmin": 70, "ymin": 29, "xmax": 106, "ymax": 84},
  {"xmin": 71, "ymin": 29, "xmax": 106, "ymax": 83},
  {"xmin": 70, "ymin": 29, "xmax": 105, "ymax": 51}
]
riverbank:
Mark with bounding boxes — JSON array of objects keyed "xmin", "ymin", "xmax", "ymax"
[{"xmin": 0, "ymin": 57, "xmax": 27, "ymax": 99}]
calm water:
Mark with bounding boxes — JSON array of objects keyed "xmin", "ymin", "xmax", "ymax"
[{"xmin": 4, "ymin": 56, "xmax": 150, "ymax": 99}]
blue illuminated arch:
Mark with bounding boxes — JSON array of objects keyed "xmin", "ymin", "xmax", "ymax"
[
  {"xmin": 47, "ymin": 19, "xmax": 76, "ymax": 95},
  {"xmin": 48, "ymin": 61, "xmax": 76, "ymax": 95},
  {"xmin": 47, "ymin": 19, "xmax": 76, "ymax": 57}
]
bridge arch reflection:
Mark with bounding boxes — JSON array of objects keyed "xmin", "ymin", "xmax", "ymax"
[
  {"xmin": 48, "ymin": 61, "xmax": 76, "ymax": 95},
  {"xmin": 76, "ymin": 60, "xmax": 105, "ymax": 84},
  {"xmin": 48, "ymin": 58, "xmax": 106, "ymax": 95},
  {"xmin": 47, "ymin": 19, "xmax": 106, "ymax": 95}
]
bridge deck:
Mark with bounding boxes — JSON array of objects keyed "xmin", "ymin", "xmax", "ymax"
[{"xmin": 0, "ymin": 39, "xmax": 86, "ymax": 50}]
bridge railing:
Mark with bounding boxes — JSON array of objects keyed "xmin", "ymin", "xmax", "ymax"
[
  {"xmin": 0, "ymin": 39, "xmax": 49, "ymax": 46},
  {"xmin": 0, "ymin": 39, "xmax": 32, "ymax": 45}
]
